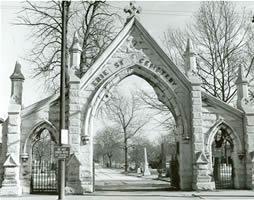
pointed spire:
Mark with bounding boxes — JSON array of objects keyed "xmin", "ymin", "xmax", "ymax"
[
  {"xmin": 10, "ymin": 61, "xmax": 25, "ymax": 80},
  {"xmin": 73, "ymin": 31, "xmax": 79, "ymax": 43},
  {"xmin": 70, "ymin": 31, "xmax": 82, "ymax": 52},
  {"xmin": 184, "ymin": 38, "xmax": 195, "ymax": 57},
  {"xmin": 236, "ymin": 64, "xmax": 248, "ymax": 84},
  {"xmin": 184, "ymin": 38, "xmax": 197, "ymax": 76}
]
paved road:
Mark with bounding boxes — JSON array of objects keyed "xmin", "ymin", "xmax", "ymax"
[
  {"xmin": 95, "ymin": 167, "xmax": 141, "ymax": 181},
  {"xmin": 95, "ymin": 167, "xmax": 159, "ymax": 181},
  {"xmin": 94, "ymin": 167, "xmax": 170, "ymax": 190},
  {"xmin": 2, "ymin": 168, "xmax": 254, "ymax": 199}
]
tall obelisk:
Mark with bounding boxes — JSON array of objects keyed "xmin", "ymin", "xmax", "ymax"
[{"xmin": 143, "ymin": 147, "xmax": 151, "ymax": 176}]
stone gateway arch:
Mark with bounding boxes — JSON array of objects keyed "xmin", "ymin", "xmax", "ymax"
[{"xmin": 0, "ymin": 17, "xmax": 254, "ymax": 196}]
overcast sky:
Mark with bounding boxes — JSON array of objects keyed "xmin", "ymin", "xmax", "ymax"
[{"xmin": 1, "ymin": 1, "xmax": 254, "ymax": 118}]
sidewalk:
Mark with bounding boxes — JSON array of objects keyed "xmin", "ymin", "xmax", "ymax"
[{"xmin": 1, "ymin": 190, "xmax": 254, "ymax": 200}]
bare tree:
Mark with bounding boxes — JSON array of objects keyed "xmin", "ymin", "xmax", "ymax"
[
  {"xmin": 16, "ymin": 1, "xmax": 120, "ymax": 92},
  {"xmin": 138, "ymin": 90, "xmax": 175, "ymax": 131},
  {"xmin": 163, "ymin": 1, "xmax": 254, "ymax": 102},
  {"xmin": 32, "ymin": 129, "xmax": 55, "ymax": 163},
  {"xmin": 100, "ymin": 92, "xmax": 150, "ymax": 173},
  {"xmin": 94, "ymin": 126, "xmax": 122, "ymax": 168}
]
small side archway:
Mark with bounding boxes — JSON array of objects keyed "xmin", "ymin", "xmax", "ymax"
[
  {"xmin": 22, "ymin": 120, "xmax": 58, "ymax": 155},
  {"xmin": 206, "ymin": 119, "xmax": 244, "ymax": 155},
  {"xmin": 206, "ymin": 119, "xmax": 244, "ymax": 189},
  {"xmin": 21, "ymin": 120, "xmax": 58, "ymax": 194}
]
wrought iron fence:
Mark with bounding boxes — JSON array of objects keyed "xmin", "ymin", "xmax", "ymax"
[
  {"xmin": 214, "ymin": 159, "xmax": 234, "ymax": 189},
  {"xmin": 31, "ymin": 160, "xmax": 58, "ymax": 194}
]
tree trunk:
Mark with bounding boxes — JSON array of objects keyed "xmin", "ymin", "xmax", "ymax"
[
  {"xmin": 124, "ymin": 145, "xmax": 128, "ymax": 173},
  {"xmin": 124, "ymin": 135, "xmax": 128, "ymax": 173},
  {"xmin": 108, "ymin": 154, "xmax": 112, "ymax": 168}
]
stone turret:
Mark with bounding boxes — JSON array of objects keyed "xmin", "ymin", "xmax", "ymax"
[
  {"xmin": 183, "ymin": 39, "xmax": 197, "ymax": 77},
  {"xmin": 10, "ymin": 61, "xmax": 25, "ymax": 105},
  {"xmin": 236, "ymin": 65, "xmax": 249, "ymax": 109},
  {"xmin": 70, "ymin": 31, "xmax": 82, "ymax": 70},
  {"xmin": 0, "ymin": 62, "xmax": 24, "ymax": 195}
]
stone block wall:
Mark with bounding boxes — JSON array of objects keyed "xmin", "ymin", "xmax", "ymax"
[
  {"xmin": 201, "ymin": 98, "xmax": 245, "ymax": 189},
  {"xmin": 243, "ymin": 104, "xmax": 254, "ymax": 189},
  {"xmin": 0, "ymin": 121, "xmax": 7, "ymax": 187},
  {"xmin": 190, "ymin": 81, "xmax": 214, "ymax": 190},
  {"xmin": 0, "ymin": 104, "xmax": 22, "ymax": 196},
  {"xmin": 66, "ymin": 75, "xmax": 83, "ymax": 194},
  {"xmin": 19, "ymin": 97, "xmax": 60, "ymax": 194}
]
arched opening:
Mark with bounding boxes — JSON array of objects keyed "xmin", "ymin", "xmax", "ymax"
[
  {"xmin": 89, "ymin": 73, "xmax": 183, "ymax": 191},
  {"xmin": 30, "ymin": 127, "xmax": 58, "ymax": 194},
  {"xmin": 211, "ymin": 127, "xmax": 234, "ymax": 189}
]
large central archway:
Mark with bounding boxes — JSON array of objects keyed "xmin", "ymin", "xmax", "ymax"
[
  {"xmin": 83, "ymin": 65, "xmax": 188, "ymax": 190},
  {"xmin": 77, "ymin": 29, "xmax": 194, "ymax": 189},
  {"xmin": 83, "ymin": 64, "xmax": 188, "ymax": 141},
  {"xmin": 66, "ymin": 18, "xmax": 210, "ymax": 193}
]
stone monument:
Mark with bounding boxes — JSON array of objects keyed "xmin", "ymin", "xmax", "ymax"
[{"xmin": 143, "ymin": 147, "xmax": 151, "ymax": 176}]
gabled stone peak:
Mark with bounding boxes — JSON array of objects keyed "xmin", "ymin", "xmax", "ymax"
[
  {"xmin": 196, "ymin": 151, "xmax": 209, "ymax": 164},
  {"xmin": 10, "ymin": 61, "xmax": 25, "ymax": 80},
  {"xmin": 201, "ymin": 91, "xmax": 244, "ymax": 118},
  {"xmin": 80, "ymin": 17, "xmax": 191, "ymax": 90},
  {"xmin": 21, "ymin": 93, "xmax": 59, "ymax": 118},
  {"xmin": 3, "ymin": 154, "xmax": 18, "ymax": 167},
  {"xmin": 67, "ymin": 153, "xmax": 81, "ymax": 166}
]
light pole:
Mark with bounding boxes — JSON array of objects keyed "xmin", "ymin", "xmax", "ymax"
[{"xmin": 58, "ymin": 1, "xmax": 70, "ymax": 199}]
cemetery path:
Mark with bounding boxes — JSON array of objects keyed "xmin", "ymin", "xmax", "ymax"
[{"xmin": 94, "ymin": 167, "xmax": 171, "ymax": 191}]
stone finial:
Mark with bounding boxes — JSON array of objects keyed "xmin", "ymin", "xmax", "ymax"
[
  {"xmin": 236, "ymin": 65, "xmax": 249, "ymax": 109},
  {"xmin": 124, "ymin": 2, "xmax": 141, "ymax": 25},
  {"xmin": 70, "ymin": 31, "xmax": 82, "ymax": 53},
  {"xmin": 10, "ymin": 61, "xmax": 25, "ymax": 80},
  {"xmin": 236, "ymin": 64, "xmax": 248, "ymax": 84},
  {"xmin": 183, "ymin": 39, "xmax": 197, "ymax": 76}
]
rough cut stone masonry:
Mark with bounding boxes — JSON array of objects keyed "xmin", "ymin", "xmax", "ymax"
[{"xmin": 0, "ymin": 17, "xmax": 254, "ymax": 196}]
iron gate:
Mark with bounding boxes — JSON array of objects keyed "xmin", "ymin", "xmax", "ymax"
[
  {"xmin": 31, "ymin": 160, "xmax": 58, "ymax": 194},
  {"xmin": 170, "ymin": 159, "xmax": 180, "ymax": 190},
  {"xmin": 213, "ymin": 157, "xmax": 234, "ymax": 189},
  {"xmin": 212, "ymin": 128, "xmax": 234, "ymax": 189}
]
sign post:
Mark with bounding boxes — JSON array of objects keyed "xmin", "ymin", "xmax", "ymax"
[
  {"xmin": 58, "ymin": 1, "xmax": 70, "ymax": 199},
  {"xmin": 54, "ymin": 146, "xmax": 70, "ymax": 160}
]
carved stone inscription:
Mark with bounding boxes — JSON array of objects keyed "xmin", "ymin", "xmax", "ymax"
[
  {"xmin": 90, "ymin": 54, "xmax": 177, "ymax": 88},
  {"xmin": 91, "ymin": 70, "xmax": 109, "ymax": 87}
]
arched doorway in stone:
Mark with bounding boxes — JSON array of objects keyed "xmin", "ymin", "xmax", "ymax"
[
  {"xmin": 82, "ymin": 66, "xmax": 188, "ymax": 191},
  {"xmin": 211, "ymin": 127, "xmax": 234, "ymax": 189},
  {"xmin": 30, "ymin": 129, "xmax": 58, "ymax": 194}
]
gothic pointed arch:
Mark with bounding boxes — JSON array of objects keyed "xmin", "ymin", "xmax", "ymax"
[
  {"xmin": 22, "ymin": 120, "xmax": 58, "ymax": 155},
  {"xmin": 205, "ymin": 119, "xmax": 244, "ymax": 155}
]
